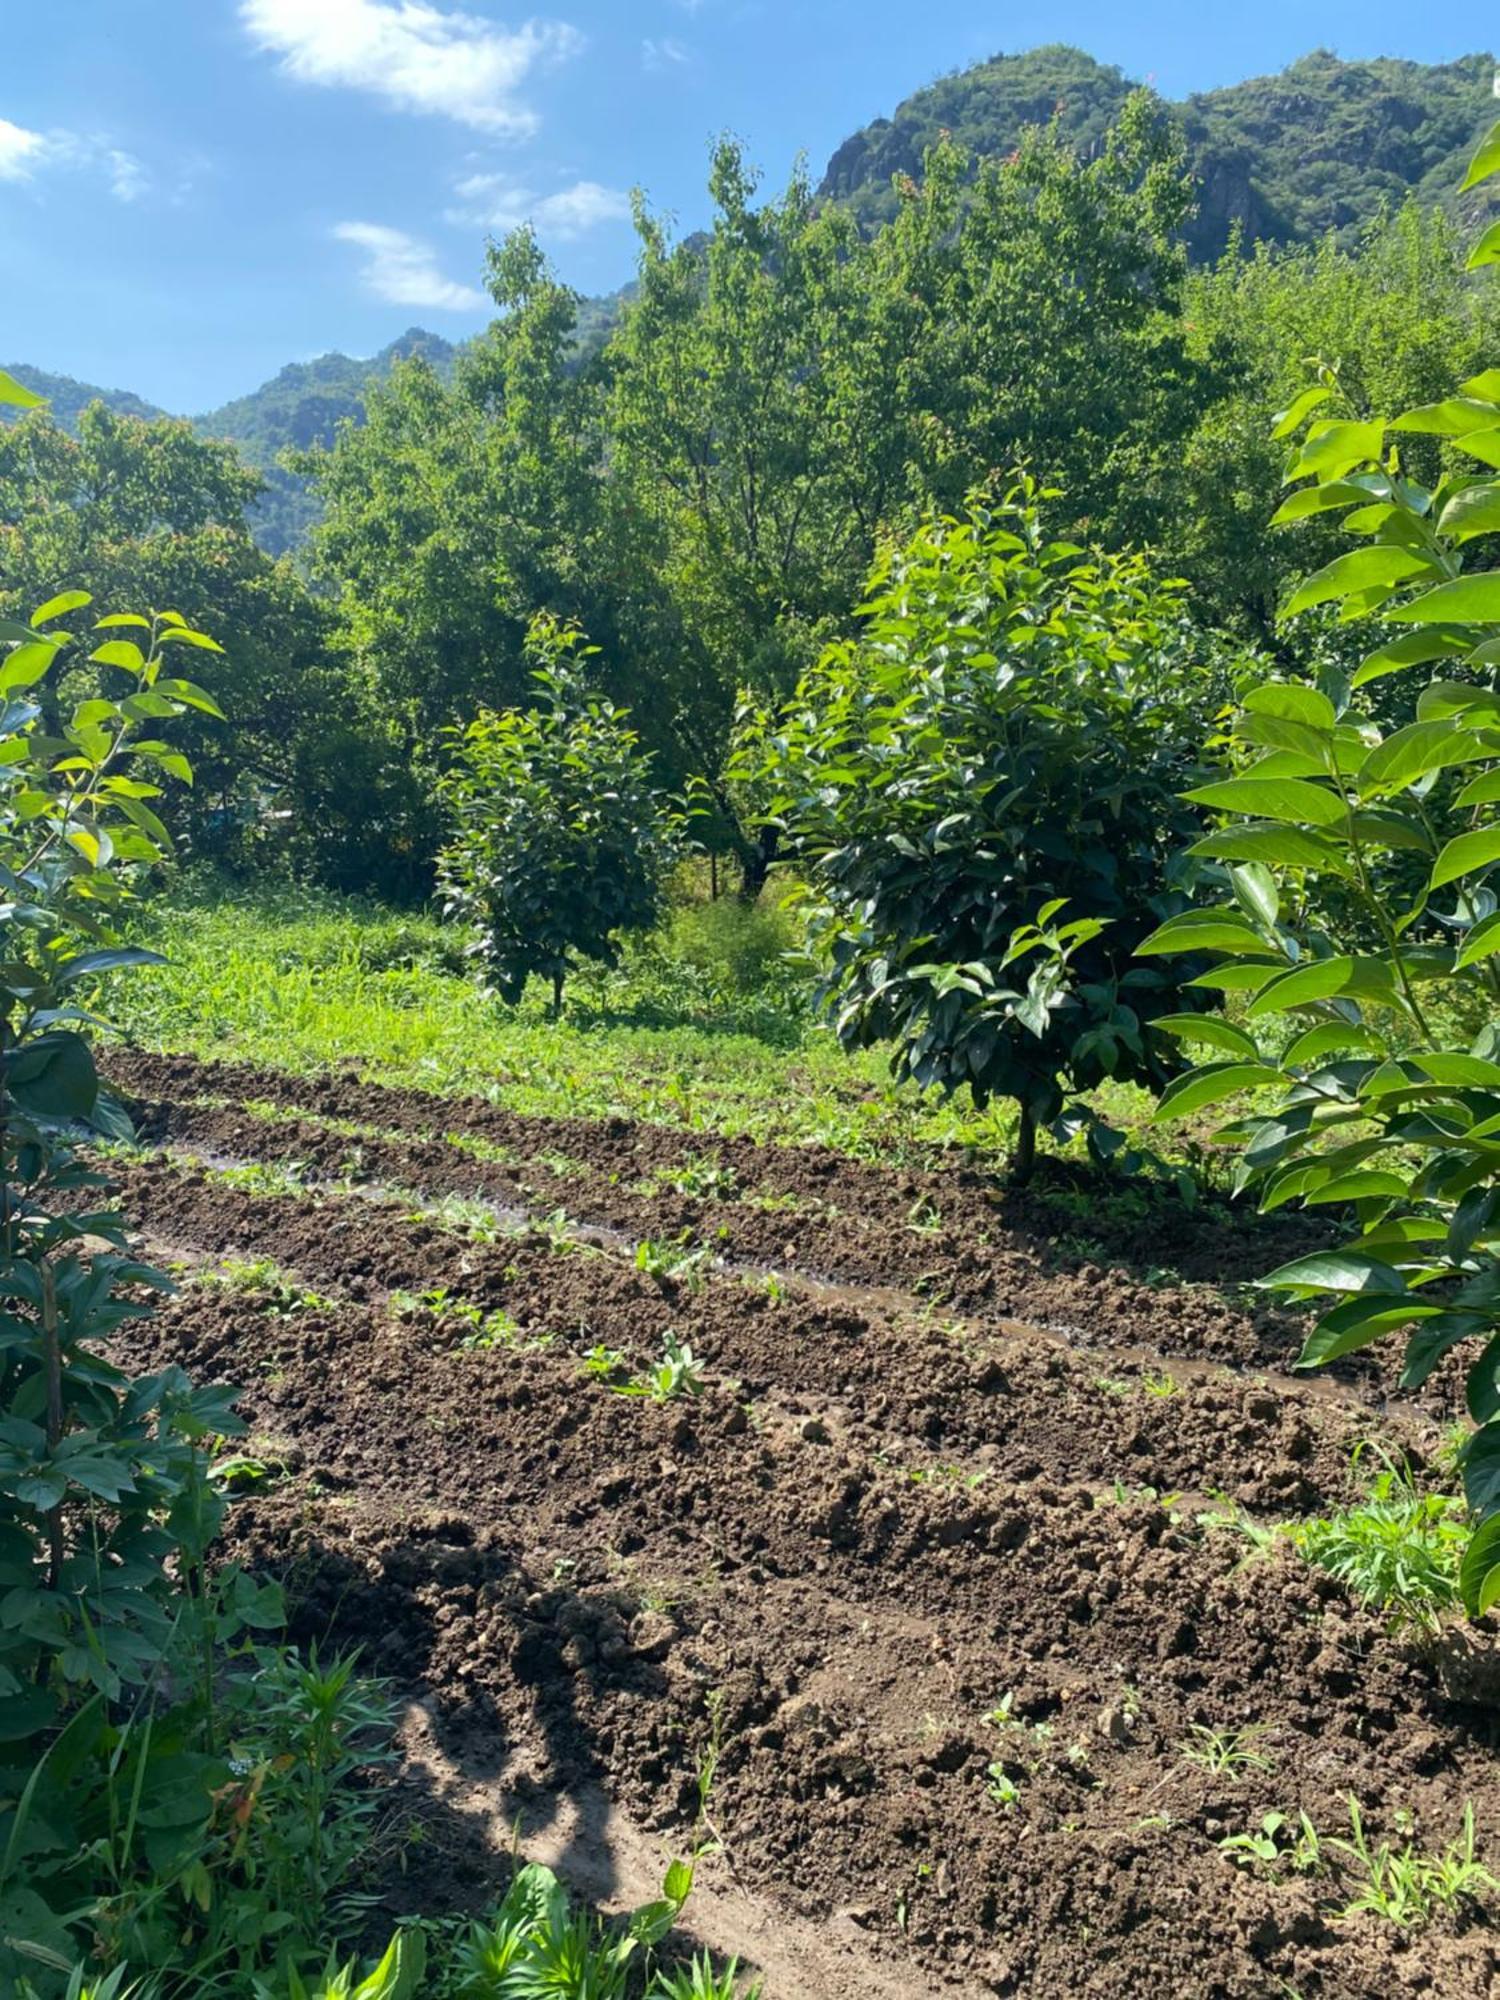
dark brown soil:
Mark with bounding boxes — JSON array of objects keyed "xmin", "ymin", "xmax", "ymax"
[{"xmin": 104, "ymin": 1050, "xmax": 1500, "ymax": 1999}]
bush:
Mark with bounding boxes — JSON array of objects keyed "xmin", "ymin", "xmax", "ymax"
[
  {"xmin": 745, "ymin": 478, "xmax": 1235, "ymax": 1175},
  {"xmin": 438, "ymin": 617, "xmax": 680, "ymax": 1011}
]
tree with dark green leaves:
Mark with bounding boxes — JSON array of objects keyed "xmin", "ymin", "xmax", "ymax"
[
  {"xmin": 745, "ymin": 478, "xmax": 1230, "ymax": 1177},
  {"xmin": 438, "ymin": 618, "xmax": 679, "ymax": 1012}
]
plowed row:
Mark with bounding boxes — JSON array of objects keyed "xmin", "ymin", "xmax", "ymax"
[{"xmin": 104, "ymin": 1050, "xmax": 1500, "ymax": 1999}]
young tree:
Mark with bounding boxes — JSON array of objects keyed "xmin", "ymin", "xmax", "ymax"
[
  {"xmin": 746, "ymin": 479, "xmax": 1228, "ymax": 1177},
  {"xmin": 438, "ymin": 618, "xmax": 679, "ymax": 1012}
]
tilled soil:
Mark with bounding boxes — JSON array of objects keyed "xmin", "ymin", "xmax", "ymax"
[{"xmin": 104, "ymin": 1049, "xmax": 1500, "ymax": 1999}]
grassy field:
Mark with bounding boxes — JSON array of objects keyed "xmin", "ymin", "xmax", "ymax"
[{"xmin": 113, "ymin": 875, "xmax": 1106, "ymax": 1164}]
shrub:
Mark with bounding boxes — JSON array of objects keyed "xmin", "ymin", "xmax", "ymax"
[
  {"xmin": 1144, "ymin": 107, "xmax": 1500, "ymax": 1616},
  {"xmin": 438, "ymin": 616, "xmax": 679, "ymax": 1011},
  {"xmin": 745, "ymin": 477, "xmax": 1233, "ymax": 1175}
]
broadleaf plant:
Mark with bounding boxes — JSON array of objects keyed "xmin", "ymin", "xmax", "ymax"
[{"xmin": 1144, "ymin": 106, "xmax": 1500, "ymax": 1618}]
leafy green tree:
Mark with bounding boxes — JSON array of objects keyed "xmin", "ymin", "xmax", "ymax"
[
  {"xmin": 1146, "ymin": 111, "xmax": 1500, "ymax": 1615},
  {"xmin": 438, "ymin": 618, "xmax": 679, "ymax": 1011},
  {"xmin": 746, "ymin": 480, "xmax": 1228, "ymax": 1177},
  {"xmin": 0, "ymin": 399, "xmax": 349, "ymax": 878},
  {"xmin": 1179, "ymin": 199, "xmax": 1500, "ymax": 633}
]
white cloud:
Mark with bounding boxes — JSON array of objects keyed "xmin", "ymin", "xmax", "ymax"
[
  {"xmin": 0, "ymin": 117, "xmax": 48, "ymax": 181},
  {"xmin": 334, "ymin": 221, "xmax": 487, "ymax": 309},
  {"xmin": 0, "ymin": 118, "xmax": 149, "ymax": 201},
  {"xmin": 448, "ymin": 171, "xmax": 629, "ymax": 238},
  {"xmin": 241, "ymin": 0, "xmax": 583, "ymax": 136},
  {"xmin": 642, "ymin": 37, "xmax": 689, "ymax": 71}
]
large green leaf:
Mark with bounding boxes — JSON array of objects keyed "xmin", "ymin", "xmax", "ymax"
[
  {"xmin": 1460, "ymin": 113, "xmax": 1500, "ymax": 193},
  {"xmin": 1389, "ymin": 396, "xmax": 1500, "ymax": 438},
  {"xmin": 1270, "ymin": 385, "xmax": 1333, "ymax": 440},
  {"xmin": 1453, "ymin": 428, "xmax": 1500, "ymax": 471},
  {"xmin": 1241, "ymin": 681, "xmax": 1337, "ymax": 729},
  {"xmin": 1460, "ymin": 1511, "xmax": 1500, "ymax": 1618},
  {"xmin": 1148, "ymin": 1013, "xmax": 1262, "ymax": 1058},
  {"xmin": 1259, "ymin": 1249, "xmax": 1408, "ymax": 1296},
  {"xmin": 5, "ymin": 1031, "xmax": 98, "ymax": 1121},
  {"xmin": 1460, "ymin": 1421, "xmax": 1500, "ymax": 1519},
  {"xmin": 1181, "ymin": 776, "xmax": 1346, "ymax": 825},
  {"xmin": 1269, "ymin": 479, "xmax": 1378, "ymax": 526},
  {"xmin": 1351, "ymin": 628, "xmax": 1470, "ymax": 689},
  {"xmin": 1135, "ymin": 910, "xmax": 1274, "ymax": 957},
  {"xmin": 1286, "ymin": 421, "xmax": 1384, "ymax": 483},
  {"xmin": 1438, "ymin": 480, "xmax": 1500, "ymax": 542},
  {"xmin": 1154, "ymin": 1062, "xmax": 1279, "ymax": 1121},
  {"xmin": 1189, "ymin": 825, "xmax": 1352, "ymax": 875},
  {"xmin": 1386, "ymin": 573, "xmax": 1500, "ymax": 624},
  {"xmin": 1283, "ymin": 546, "xmax": 1434, "ymax": 616},
  {"xmin": 1358, "ymin": 719, "xmax": 1497, "ymax": 796},
  {"xmin": 1430, "ymin": 827, "xmax": 1500, "ymax": 890},
  {"xmin": 1245, "ymin": 956, "xmax": 1395, "ymax": 1017}
]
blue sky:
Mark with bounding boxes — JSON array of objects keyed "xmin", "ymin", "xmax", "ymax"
[{"xmin": 2, "ymin": 3, "xmax": 1490, "ymax": 411}]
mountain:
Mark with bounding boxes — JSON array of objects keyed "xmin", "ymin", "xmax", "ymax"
[
  {"xmin": 3, "ymin": 330, "xmax": 457, "ymax": 558},
  {"xmin": 820, "ymin": 45, "xmax": 1500, "ymax": 258},
  {"xmin": 2, "ymin": 364, "xmax": 165, "ymax": 428},
  {"xmin": 195, "ymin": 328, "xmax": 458, "ymax": 555}
]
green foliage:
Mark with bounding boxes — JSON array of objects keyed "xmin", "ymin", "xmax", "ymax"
[
  {"xmin": 1290, "ymin": 1463, "xmax": 1466, "ymax": 1630},
  {"xmin": 1147, "ymin": 108, "xmax": 1500, "ymax": 1617},
  {"xmin": 748, "ymin": 479, "xmax": 1228, "ymax": 1174},
  {"xmin": 1332, "ymin": 1799, "xmax": 1497, "ymax": 1926},
  {"xmin": 438, "ymin": 618, "xmax": 679, "ymax": 1009}
]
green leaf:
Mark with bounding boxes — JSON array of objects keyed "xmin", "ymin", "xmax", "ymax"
[
  {"xmin": 1229, "ymin": 861, "xmax": 1280, "ymax": 931},
  {"xmin": 1286, "ymin": 421, "xmax": 1385, "ymax": 484},
  {"xmin": 1460, "ymin": 114, "xmax": 1500, "ymax": 192},
  {"xmin": 1182, "ymin": 776, "xmax": 1346, "ymax": 825},
  {"xmin": 1269, "ymin": 479, "xmax": 1378, "ymax": 526},
  {"xmin": 1148, "ymin": 1013, "xmax": 1262, "ymax": 1058},
  {"xmin": 155, "ymin": 626, "xmax": 225, "ymax": 654},
  {"xmin": 0, "ymin": 641, "xmax": 58, "ymax": 695},
  {"xmin": 1270, "ymin": 385, "xmax": 1332, "ymax": 440},
  {"xmin": 1302, "ymin": 1171, "xmax": 1410, "ymax": 1205},
  {"xmin": 1455, "ymin": 910, "xmax": 1500, "ymax": 969},
  {"xmin": 1154, "ymin": 1062, "xmax": 1279, "ymax": 1121},
  {"xmin": 1352, "ymin": 629, "xmax": 1470, "ymax": 689},
  {"xmin": 1296, "ymin": 1295, "xmax": 1424, "ymax": 1366},
  {"xmin": 1390, "ymin": 396, "xmax": 1500, "ymax": 438},
  {"xmin": 30, "ymin": 590, "xmax": 90, "ymax": 626},
  {"xmin": 91, "ymin": 640, "xmax": 145, "ymax": 673},
  {"xmin": 1430, "ymin": 828, "xmax": 1500, "ymax": 889},
  {"xmin": 1460, "ymin": 1421, "xmax": 1500, "ymax": 1519},
  {"xmin": 1283, "ymin": 1021, "xmax": 1385, "ymax": 1065},
  {"xmin": 1437, "ymin": 481, "xmax": 1500, "ymax": 542},
  {"xmin": 1386, "ymin": 573, "xmax": 1500, "ymax": 624},
  {"xmin": 92, "ymin": 612, "xmax": 152, "ymax": 630},
  {"xmin": 1241, "ymin": 682, "xmax": 1337, "ymax": 729},
  {"xmin": 1260, "ymin": 1249, "xmax": 1407, "ymax": 1297},
  {"xmin": 1283, "ymin": 546, "xmax": 1433, "ymax": 617},
  {"xmin": 1358, "ymin": 720, "xmax": 1497, "ymax": 796},
  {"xmin": 1452, "ymin": 428, "xmax": 1500, "ymax": 471},
  {"xmin": 6, "ymin": 1031, "xmax": 98, "ymax": 1121},
  {"xmin": 1135, "ymin": 910, "xmax": 1273, "ymax": 957},
  {"xmin": 1246, "ymin": 956, "xmax": 1395, "ymax": 1017},
  {"xmin": 1455, "ymin": 770, "xmax": 1500, "ymax": 808},
  {"xmin": 0, "ymin": 368, "xmax": 44, "ymax": 409},
  {"xmin": 1189, "ymin": 826, "xmax": 1352, "ymax": 875},
  {"xmin": 1459, "ymin": 1511, "xmax": 1500, "ymax": 1618}
]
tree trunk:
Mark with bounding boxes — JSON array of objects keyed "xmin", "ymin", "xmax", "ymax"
[
  {"xmin": 1010, "ymin": 1102, "xmax": 1038, "ymax": 1185},
  {"xmin": 738, "ymin": 823, "xmax": 779, "ymax": 903},
  {"xmin": 551, "ymin": 969, "xmax": 564, "ymax": 1017}
]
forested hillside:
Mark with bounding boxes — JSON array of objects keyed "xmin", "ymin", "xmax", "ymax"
[{"xmin": 823, "ymin": 44, "xmax": 1500, "ymax": 254}]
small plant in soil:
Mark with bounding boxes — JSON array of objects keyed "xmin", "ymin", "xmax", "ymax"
[
  {"xmin": 665, "ymin": 1155, "xmax": 740, "ymax": 1202},
  {"xmin": 197, "ymin": 1256, "xmax": 331, "ymax": 1315},
  {"xmin": 582, "ymin": 1343, "xmax": 630, "ymax": 1383},
  {"xmin": 1220, "ymin": 1810, "xmax": 1323, "ymax": 1879},
  {"xmin": 1177, "ymin": 1723, "xmax": 1274, "ymax": 1779},
  {"xmin": 1140, "ymin": 1369, "xmax": 1179, "ymax": 1398},
  {"xmin": 1289, "ymin": 1463, "xmax": 1465, "ymax": 1633},
  {"xmin": 906, "ymin": 1196, "xmax": 944, "ymax": 1237},
  {"xmin": 986, "ymin": 1763, "xmax": 1022, "ymax": 1810},
  {"xmin": 758, "ymin": 1271, "xmax": 788, "ymax": 1306},
  {"xmin": 612, "ymin": 1333, "xmax": 706, "ymax": 1403},
  {"xmin": 1332, "ymin": 1800, "xmax": 1497, "ymax": 1927},
  {"xmin": 651, "ymin": 1954, "xmax": 763, "ymax": 2000},
  {"xmin": 1198, "ymin": 1499, "xmax": 1287, "ymax": 1558},
  {"xmin": 635, "ymin": 1232, "xmax": 711, "ymax": 1290}
]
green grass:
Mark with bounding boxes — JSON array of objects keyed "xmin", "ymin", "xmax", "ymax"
[{"xmin": 111, "ymin": 879, "xmax": 1084, "ymax": 1161}]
